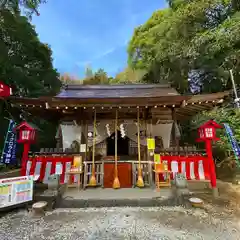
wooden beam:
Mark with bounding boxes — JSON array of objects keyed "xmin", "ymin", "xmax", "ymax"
[{"xmin": 172, "ymin": 108, "xmax": 180, "ymax": 150}]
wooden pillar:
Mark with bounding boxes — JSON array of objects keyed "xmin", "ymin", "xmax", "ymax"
[
  {"xmin": 56, "ymin": 138, "xmax": 61, "ymax": 150},
  {"xmin": 55, "ymin": 124, "xmax": 62, "ymax": 150},
  {"xmin": 83, "ymin": 120, "xmax": 88, "ymax": 189},
  {"xmin": 82, "ymin": 119, "xmax": 88, "ymax": 161},
  {"xmin": 89, "ymin": 109, "xmax": 97, "ymax": 186},
  {"xmin": 172, "ymin": 108, "xmax": 179, "ymax": 150},
  {"xmin": 136, "ymin": 107, "xmax": 144, "ymax": 188},
  {"xmin": 205, "ymin": 140, "xmax": 218, "ymax": 197},
  {"xmin": 21, "ymin": 143, "xmax": 30, "ymax": 176},
  {"xmin": 143, "ymin": 109, "xmax": 148, "ymax": 161},
  {"xmin": 149, "ymin": 118, "xmax": 154, "ymax": 161}
]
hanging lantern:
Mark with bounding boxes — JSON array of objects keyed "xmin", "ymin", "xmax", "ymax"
[
  {"xmin": 88, "ymin": 132, "xmax": 93, "ymax": 138},
  {"xmin": 15, "ymin": 122, "xmax": 37, "ymax": 144},
  {"xmin": 196, "ymin": 120, "xmax": 222, "ymax": 142}
]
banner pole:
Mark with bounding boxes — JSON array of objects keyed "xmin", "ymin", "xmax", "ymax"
[
  {"xmin": 136, "ymin": 107, "xmax": 144, "ymax": 188},
  {"xmin": 89, "ymin": 109, "xmax": 97, "ymax": 186},
  {"xmin": 113, "ymin": 109, "xmax": 120, "ymax": 189}
]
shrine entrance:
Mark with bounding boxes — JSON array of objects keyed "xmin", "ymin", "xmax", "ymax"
[{"xmin": 107, "ymin": 131, "xmax": 129, "ymax": 156}]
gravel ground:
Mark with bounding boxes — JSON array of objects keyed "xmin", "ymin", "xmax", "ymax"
[{"xmin": 0, "ymin": 206, "xmax": 240, "ymax": 240}]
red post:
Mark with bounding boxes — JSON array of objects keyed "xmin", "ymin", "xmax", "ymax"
[
  {"xmin": 205, "ymin": 140, "xmax": 217, "ymax": 188},
  {"xmin": 21, "ymin": 143, "xmax": 30, "ymax": 176}
]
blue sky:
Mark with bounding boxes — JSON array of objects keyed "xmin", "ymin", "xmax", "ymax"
[{"xmin": 32, "ymin": 0, "xmax": 167, "ymax": 78}]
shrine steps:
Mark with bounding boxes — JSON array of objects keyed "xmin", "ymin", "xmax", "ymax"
[{"xmin": 59, "ymin": 188, "xmax": 178, "ymax": 208}]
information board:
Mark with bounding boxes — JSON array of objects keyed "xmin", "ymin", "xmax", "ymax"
[
  {"xmin": 154, "ymin": 154, "xmax": 161, "ymax": 164},
  {"xmin": 147, "ymin": 138, "xmax": 155, "ymax": 150},
  {"xmin": 0, "ymin": 176, "xmax": 33, "ymax": 208}
]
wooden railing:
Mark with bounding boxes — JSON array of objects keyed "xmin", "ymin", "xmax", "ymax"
[
  {"xmin": 131, "ymin": 161, "xmax": 153, "ymax": 187},
  {"xmin": 32, "ymin": 144, "xmax": 206, "ymax": 156},
  {"xmin": 83, "ymin": 161, "xmax": 104, "ymax": 188},
  {"xmin": 156, "ymin": 146, "xmax": 206, "ymax": 156}
]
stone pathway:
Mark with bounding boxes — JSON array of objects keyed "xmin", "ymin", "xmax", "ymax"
[{"xmin": 0, "ymin": 206, "xmax": 240, "ymax": 240}]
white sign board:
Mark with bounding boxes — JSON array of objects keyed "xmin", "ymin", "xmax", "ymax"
[
  {"xmin": 0, "ymin": 176, "xmax": 33, "ymax": 208},
  {"xmin": 55, "ymin": 163, "xmax": 63, "ymax": 175},
  {"xmin": 80, "ymin": 144, "xmax": 86, "ymax": 153}
]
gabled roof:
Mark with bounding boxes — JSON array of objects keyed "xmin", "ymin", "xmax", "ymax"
[
  {"xmin": 198, "ymin": 120, "xmax": 223, "ymax": 129},
  {"xmin": 55, "ymin": 84, "xmax": 180, "ymax": 99},
  {"xmin": 15, "ymin": 121, "xmax": 40, "ymax": 130},
  {"xmin": 7, "ymin": 84, "xmax": 230, "ymax": 121}
]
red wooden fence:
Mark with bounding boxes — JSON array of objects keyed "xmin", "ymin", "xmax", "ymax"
[
  {"xmin": 25, "ymin": 156, "xmax": 73, "ymax": 184},
  {"xmin": 22, "ymin": 154, "xmax": 210, "ymax": 184},
  {"xmin": 161, "ymin": 155, "xmax": 210, "ymax": 180}
]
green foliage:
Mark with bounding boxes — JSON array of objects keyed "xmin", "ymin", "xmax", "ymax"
[
  {"xmin": 60, "ymin": 66, "xmax": 146, "ymax": 85},
  {"xmin": 84, "ymin": 68, "xmax": 109, "ymax": 85},
  {"xmin": 166, "ymin": 0, "xmax": 190, "ymax": 9},
  {"xmin": 0, "ymin": 0, "xmax": 45, "ymax": 17},
  {"xmin": 128, "ymin": 0, "xmax": 240, "ymax": 93},
  {"xmin": 0, "ymin": 8, "xmax": 61, "ymax": 154},
  {"xmin": 112, "ymin": 67, "xmax": 146, "ymax": 84},
  {"xmin": 60, "ymin": 68, "xmax": 110, "ymax": 85},
  {"xmin": 191, "ymin": 108, "xmax": 240, "ymax": 151},
  {"xmin": 0, "ymin": 9, "xmax": 61, "ymax": 97},
  {"xmin": 85, "ymin": 65, "xmax": 94, "ymax": 78},
  {"xmin": 60, "ymin": 73, "xmax": 82, "ymax": 84}
]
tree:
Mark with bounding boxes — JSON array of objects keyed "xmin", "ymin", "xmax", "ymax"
[
  {"xmin": 0, "ymin": 8, "xmax": 61, "ymax": 153},
  {"xmin": 113, "ymin": 67, "xmax": 146, "ymax": 84},
  {"xmin": 189, "ymin": 107, "xmax": 240, "ymax": 174},
  {"xmin": 128, "ymin": 0, "xmax": 240, "ymax": 94},
  {"xmin": 60, "ymin": 73, "xmax": 81, "ymax": 84},
  {"xmin": 94, "ymin": 68, "xmax": 109, "ymax": 84},
  {"xmin": 0, "ymin": 9, "xmax": 61, "ymax": 97},
  {"xmin": 82, "ymin": 68, "xmax": 109, "ymax": 85},
  {"xmin": 85, "ymin": 65, "xmax": 94, "ymax": 78},
  {"xmin": 166, "ymin": 0, "xmax": 189, "ymax": 9},
  {"xmin": 60, "ymin": 68, "xmax": 111, "ymax": 85},
  {"xmin": 0, "ymin": 0, "xmax": 45, "ymax": 17}
]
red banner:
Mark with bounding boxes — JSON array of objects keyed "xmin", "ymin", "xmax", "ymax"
[{"xmin": 0, "ymin": 81, "xmax": 12, "ymax": 98}]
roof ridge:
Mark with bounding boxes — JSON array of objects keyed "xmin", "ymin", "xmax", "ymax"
[{"xmin": 64, "ymin": 84, "xmax": 172, "ymax": 90}]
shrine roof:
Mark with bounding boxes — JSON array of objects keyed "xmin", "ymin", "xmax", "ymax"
[
  {"xmin": 55, "ymin": 84, "xmax": 179, "ymax": 99},
  {"xmin": 7, "ymin": 83, "xmax": 230, "ymax": 121}
]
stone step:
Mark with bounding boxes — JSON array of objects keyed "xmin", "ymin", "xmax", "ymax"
[{"xmin": 59, "ymin": 197, "xmax": 179, "ymax": 208}]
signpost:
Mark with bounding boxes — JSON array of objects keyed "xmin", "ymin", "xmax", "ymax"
[{"xmin": 0, "ymin": 176, "xmax": 33, "ymax": 209}]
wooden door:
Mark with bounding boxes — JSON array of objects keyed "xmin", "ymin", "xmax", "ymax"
[{"xmin": 104, "ymin": 163, "xmax": 132, "ymax": 188}]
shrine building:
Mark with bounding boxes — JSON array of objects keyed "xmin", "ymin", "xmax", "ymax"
[{"xmin": 9, "ymin": 84, "xmax": 229, "ymax": 189}]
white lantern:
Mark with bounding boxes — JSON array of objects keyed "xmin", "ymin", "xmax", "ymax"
[{"xmin": 88, "ymin": 132, "xmax": 93, "ymax": 138}]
